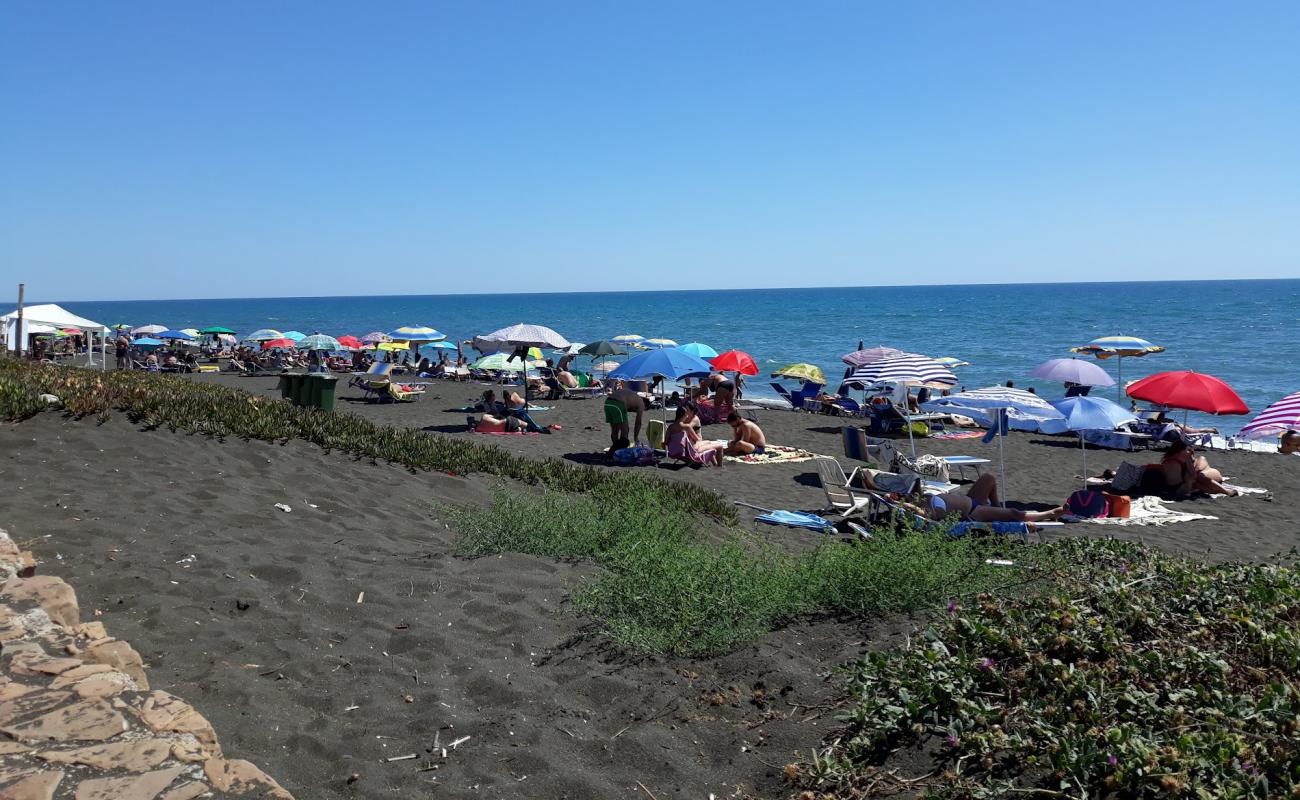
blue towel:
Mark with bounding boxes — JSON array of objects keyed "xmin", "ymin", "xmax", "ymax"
[
  {"xmin": 950, "ymin": 521, "xmax": 1030, "ymax": 539},
  {"xmin": 756, "ymin": 510, "xmax": 834, "ymax": 534}
]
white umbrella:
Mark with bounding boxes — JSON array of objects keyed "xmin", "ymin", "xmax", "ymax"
[{"xmin": 472, "ymin": 323, "xmax": 570, "ymax": 352}]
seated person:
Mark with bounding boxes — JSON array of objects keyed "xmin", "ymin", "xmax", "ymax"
[
  {"xmin": 557, "ymin": 369, "xmax": 578, "ymax": 389},
  {"xmin": 1153, "ymin": 439, "xmax": 1237, "ymax": 498},
  {"xmin": 723, "ymin": 411, "xmax": 767, "ymax": 456},
  {"xmin": 1151, "ymin": 410, "xmax": 1218, "ymax": 435},
  {"xmin": 1281, "ymin": 429, "xmax": 1300, "ymax": 455},
  {"xmin": 666, "ymin": 404, "xmax": 724, "ymax": 467}
]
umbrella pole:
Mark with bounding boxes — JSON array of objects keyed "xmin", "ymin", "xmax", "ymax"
[
  {"xmin": 1117, "ymin": 356, "xmax": 1123, "ymax": 404},
  {"xmin": 1081, "ymin": 432, "xmax": 1087, "ymax": 491},
  {"xmin": 998, "ymin": 419, "xmax": 1006, "ymax": 508}
]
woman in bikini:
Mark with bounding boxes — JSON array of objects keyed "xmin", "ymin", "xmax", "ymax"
[{"xmin": 1157, "ymin": 439, "xmax": 1237, "ymax": 498}]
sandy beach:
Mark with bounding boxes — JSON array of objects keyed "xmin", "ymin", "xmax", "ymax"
[{"xmin": 0, "ymin": 371, "xmax": 1294, "ymax": 798}]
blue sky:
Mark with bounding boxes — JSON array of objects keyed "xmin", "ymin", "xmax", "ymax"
[{"xmin": 2, "ymin": 1, "xmax": 1297, "ymax": 301}]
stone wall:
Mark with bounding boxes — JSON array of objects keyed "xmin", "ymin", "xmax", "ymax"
[{"xmin": 0, "ymin": 528, "xmax": 295, "ymax": 799}]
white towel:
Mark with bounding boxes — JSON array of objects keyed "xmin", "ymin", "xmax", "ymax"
[{"xmin": 1078, "ymin": 495, "xmax": 1216, "ymax": 526}]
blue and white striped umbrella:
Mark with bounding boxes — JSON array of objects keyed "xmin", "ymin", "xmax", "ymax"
[
  {"xmin": 922, "ymin": 386, "xmax": 1068, "ymax": 433},
  {"xmin": 842, "ymin": 353, "xmax": 957, "ymax": 389}
]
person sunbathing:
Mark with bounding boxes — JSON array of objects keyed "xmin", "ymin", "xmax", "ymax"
[
  {"xmin": 467, "ymin": 412, "xmax": 517, "ymax": 433},
  {"xmin": 861, "ymin": 471, "xmax": 1063, "ymax": 523},
  {"xmin": 1156, "ymin": 439, "xmax": 1237, "ymax": 498},
  {"xmin": 557, "ymin": 370, "xmax": 578, "ymax": 389},
  {"xmin": 666, "ymin": 404, "xmax": 724, "ymax": 467},
  {"xmin": 1150, "ymin": 411, "xmax": 1218, "ymax": 435},
  {"xmin": 723, "ymin": 411, "xmax": 767, "ymax": 456}
]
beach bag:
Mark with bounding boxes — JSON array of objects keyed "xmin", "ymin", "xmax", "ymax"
[
  {"xmin": 893, "ymin": 453, "xmax": 951, "ymax": 483},
  {"xmin": 1108, "ymin": 462, "xmax": 1147, "ymax": 493},
  {"xmin": 1064, "ymin": 490, "xmax": 1109, "ymax": 518},
  {"xmin": 1104, "ymin": 493, "xmax": 1131, "ymax": 518}
]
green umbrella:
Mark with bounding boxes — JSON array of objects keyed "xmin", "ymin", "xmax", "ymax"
[
  {"xmin": 200, "ymin": 326, "xmax": 235, "ymax": 334},
  {"xmin": 578, "ymin": 341, "xmax": 626, "ymax": 357}
]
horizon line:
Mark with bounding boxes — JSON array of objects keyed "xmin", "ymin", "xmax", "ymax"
[{"xmin": 21, "ymin": 275, "xmax": 1299, "ymax": 306}]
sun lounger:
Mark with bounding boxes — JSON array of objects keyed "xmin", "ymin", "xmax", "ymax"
[
  {"xmin": 646, "ymin": 419, "xmax": 666, "ymax": 450},
  {"xmin": 384, "ymin": 382, "xmax": 424, "ymax": 402},
  {"xmin": 936, "ymin": 455, "xmax": 990, "ymax": 482}
]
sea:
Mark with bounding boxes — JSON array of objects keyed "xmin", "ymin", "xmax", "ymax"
[{"xmin": 51, "ymin": 279, "xmax": 1300, "ymax": 433}]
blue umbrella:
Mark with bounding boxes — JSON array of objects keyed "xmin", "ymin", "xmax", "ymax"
[
  {"xmin": 676, "ymin": 342, "xmax": 719, "ymax": 359},
  {"xmin": 421, "ymin": 341, "xmax": 459, "ymax": 350},
  {"xmin": 155, "ymin": 330, "xmax": 194, "ymax": 340},
  {"xmin": 1052, "ymin": 396, "xmax": 1138, "ymax": 489},
  {"xmin": 132, "ymin": 337, "xmax": 164, "ymax": 348},
  {"xmin": 280, "ymin": 331, "xmax": 307, "ymax": 342},
  {"xmin": 608, "ymin": 348, "xmax": 714, "ymax": 381}
]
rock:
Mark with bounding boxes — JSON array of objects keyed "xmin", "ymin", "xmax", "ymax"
[
  {"xmin": 76, "ymin": 641, "xmax": 148, "ymax": 690},
  {"xmin": 0, "ymin": 768, "xmax": 63, "ymax": 800},
  {"xmin": 0, "ymin": 741, "xmax": 32, "ymax": 754},
  {"xmin": 132, "ymin": 693, "xmax": 217, "ymax": 751},
  {"xmin": 72, "ymin": 765, "xmax": 185, "ymax": 800},
  {"xmin": 9, "ymin": 652, "xmax": 85, "ymax": 677},
  {"xmin": 170, "ymin": 734, "xmax": 220, "ymax": 762},
  {"xmin": 73, "ymin": 622, "xmax": 108, "ymax": 640},
  {"xmin": 1, "ymin": 698, "xmax": 128, "ymax": 743},
  {"xmin": 0, "ymin": 578, "xmax": 79, "ymax": 630},
  {"xmin": 48, "ymin": 664, "xmax": 113, "ymax": 689},
  {"xmin": 69, "ymin": 671, "xmax": 136, "ymax": 700},
  {"xmin": 204, "ymin": 758, "xmax": 293, "ymax": 797},
  {"xmin": 0, "ymin": 689, "xmax": 74, "ymax": 727},
  {"xmin": 37, "ymin": 395, "xmax": 61, "ymax": 409},
  {"xmin": 36, "ymin": 738, "xmax": 173, "ymax": 771},
  {"xmin": 160, "ymin": 782, "xmax": 212, "ymax": 800}
]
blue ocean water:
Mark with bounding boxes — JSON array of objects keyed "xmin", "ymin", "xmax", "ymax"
[{"xmin": 53, "ymin": 279, "xmax": 1300, "ymax": 432}]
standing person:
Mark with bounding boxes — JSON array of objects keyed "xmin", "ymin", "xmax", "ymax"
[
  {"xmin": 604, "ymin": 382, "xmax": 646, "ymax": 457},
  {"xmin": 723, "ymin": 411, "xmax": 767, "ymax": 456},
  {"xmin": 115, "ymin": 336, "xmax": 130, "ymax": 369}
]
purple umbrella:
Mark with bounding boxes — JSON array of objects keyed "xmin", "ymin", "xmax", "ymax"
[
  {"xmin": 1030, "ymin": 357, "xmax": 1115, "ymax": 387},
  {"xmin": 841, "ymin": 345, "xmax": 903, "ymax": 367}
]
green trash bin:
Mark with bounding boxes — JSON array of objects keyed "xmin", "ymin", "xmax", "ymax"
[
  {"xmin": 278, "ymin": 374, "xmax": 295, "ymax": 401},
  {"xmin": 313, "ymin": 374, "xmax": 338, "ymax": 412}
]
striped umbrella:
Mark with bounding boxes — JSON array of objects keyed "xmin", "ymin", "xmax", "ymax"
[
  {"xmin": 640, "ymin": 337, "xmax": 678, "ymax": 350},
  {"xmin": 922, "ymin": 386, "xmax": 1068, "ymax": 434},
  {"xmin": 842, "ymin": 353, "xmax": 957, "ymax": 389},
  {"xmin": 841, "ymin": 346, "xmax": 903, "ymax": 367},
  {"xmin": 246, "ymin": 328, "xmax": 283, "ymax": 341},
  {"xmin": 388, "ymin": 325, "xmax": 445, "ymax": 342},
  {"xmin": 358, "ymin": 332, "xmax": 389, "ymax": 344},
  {"xmin": 1238, "ymin": 391, "xmax": 1300, "ymax": 441},
  {"xmin": 1071, "ymin": 335, "xmax": 1165, "ymax": 402}
]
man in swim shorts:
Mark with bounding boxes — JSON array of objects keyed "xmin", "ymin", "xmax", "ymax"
[
  {"xmin": 605, "ymin": 384, "xmax": 646, "ymax": 458},
  {"xmin": 723, "ymin": 411, "xmax": 767, "ymax": 456}
]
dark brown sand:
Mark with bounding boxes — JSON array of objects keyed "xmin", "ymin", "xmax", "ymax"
[
  {"xmin": 1, "ymin": 413, "xmax": 895, "ymax": 799},
  {"xmin": 1, "ymin": 373, "xmax": 1293, "ymax": 797}
]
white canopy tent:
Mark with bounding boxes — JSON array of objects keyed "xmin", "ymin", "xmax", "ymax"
[{"xmin": 1, "ymin": 304, "xmax": 112, "ymax": 368}]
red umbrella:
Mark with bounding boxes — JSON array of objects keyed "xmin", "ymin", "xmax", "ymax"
[
  {"xmin": 710, "ymin": 350, "xmax": 758, "ymax": 375},
  {"xmin": 337, "ymin": 335, "xmax": 362, "ymax": 349},
  {"xmin": 260, "ymin": 338, "xmax": 297, "ymax": 350},
  {"xmin": 1126, "ymin": 371, "xmax": 1248, "ymax": 415}
]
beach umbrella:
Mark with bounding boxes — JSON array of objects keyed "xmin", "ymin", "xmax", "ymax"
[
  {"xmin": 387, "ymin": 325, "xmax": 445, "ymax": 342},
  {"xmin": 922, "ymin": 387, "xmax": 1069, "ymax": 434},
  {"xmin": 676, "ymin": 342, "xmax": 718, "ymax": 359},
  {"xmin": 421, "ymin": 340, "xmax": 458, "ymax": 350},
  {"xmin": 611, "ymin": 334, "xmax": 645, "ymax": 346},
  {"xmin": 111, "ymin": 323, "xmax": 132, "ymax": 331},
  {"xmin": 842, "ymin": 345, "xmax": 903, "ymax": 368},
  {"xmin": 260, "ymin": 338, "xmax": 297, "ymax": 350},
  {"xmin": 179, "ymin": 328, "xmax": 200, "ymax": 337},
  {"xmin": 1238, "ymin": 390, "xmax": 1300, "ymax": 441},
  {"xmin": 131, "ymin": 324, "xmax": 168, "ymax": 336},
  {"xmin": 1052, "ymin": 396, "xmax": 1139, "ymax": 489},
  {"xmin": 609, "ymin": 348, "xmax": 715, "ymax": 419},
  {"xmin": 246, "ymin": 328, "xmax": 283, "ymax": 341},
  {"xmin": 578, "ymin": 341, "xmax": 626, "ymax": 357},
  {"xmin": 200, "ymin": 326, "xmax": 235, "ymax": 335},
  {"xmin": 472, "ymin": 353, "xmax": 532, "ymax": 372},
  {"xmin": 216, "ymin": 333, "xmax": 236, "ymax": 344},
  {"xmin": 935, "ymin": 356, "xmax": 971, "ymax": 369},
  {"xmin": 1071, "ymin": 335, "xmax": 1164, "ymax": 402},
  {"xmin": 1030, "ymin": 357, "xmax": 1116, "ymax": 387},
  {"xmin": 592, "ymin": 360, "xmax": 621, "ymax": 373},
  {"xmin": 374, "ymin": 341, "xmax": 408, "ymax": 352},
  {"xmin": 155, "ymin": 330, "xmax": 195, "ymax": 340},
  {"xmin": 1126, "ymin": 371, "xmax": 1248, "ymax": 416},
  {"xmin": 473, "ymin": 323, "xmax": 569, "ymax": 351},
  {"xmin": 358, "ymin": 332, "xmax": 389, "ymax": 344},
  {"xmin": 132, "ymin": 337, "xmax": 164, "ymax": 349},
  {"xmin": 640, "ymin": 337, "xmax": 678, "ymax": 350},
  {"xmin": 772, "ymin": 363, "xmax": 826, "ymax": 384},
  {"xmin": 843, "ymin": 353, "xmax": 957, "ymax": 389},
  {"xmin": 710, "ymin": 350, "xmax": 758, "ymax": 375},
  {"xmin": 297, "ymin": 334, "xmax": 343, "ymax": 351},
  {"xmin": 336, "ymin": 335, "xmax": 363, "ymax": 349},
  {"xmin": 554, "ymin": 343, "xmax": 586, "ymax": 355},
  {"xmin": 280, "ymin": 331, "xmax": 307, "ymax": 342}
]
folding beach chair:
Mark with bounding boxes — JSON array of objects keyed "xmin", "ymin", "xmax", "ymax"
[{"xmin": 814, "ymin": 457, "xmax": 877, "ymax": 517}]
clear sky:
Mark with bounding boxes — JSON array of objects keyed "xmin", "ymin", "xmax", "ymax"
[{"xmin": 2, "ymin": 1, "xmax": 1297, "ymax": 301}]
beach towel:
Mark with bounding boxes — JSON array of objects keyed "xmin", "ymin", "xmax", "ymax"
[
  {"xmin": 725, "ymin": 445, "xmax": 818, "ymax": 464},
  {"xmin": 1071, "ymin": 495, "xmax": 1216, "ymax": 526},
  {"xmin": 1210, "ymin": 483, "xmax": 1269, "ymax": 498},
  {"xmin": 755, "ymin": 510, "xmax": 834, "ymax": 534},
  {"xmin": 472, "ymin": 430, "xmax": 540, "ymax": 436},
  {"xmin": 931, "ymin": 431, "xmax": 983, "ymax": 440}
]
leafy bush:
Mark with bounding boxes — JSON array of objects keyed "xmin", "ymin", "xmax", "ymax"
[
  {"xmin": 798, "ymin": 538, "xmax": 1300, "ymax": 799},
  {"xmin": 0, "ymin": 360, "xmax": 734, "ymax": 521}
]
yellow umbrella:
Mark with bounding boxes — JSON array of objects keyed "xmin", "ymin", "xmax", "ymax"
[{"xmin": 771, "ymin": 363, "xmax": 826, "ymax": 383}]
